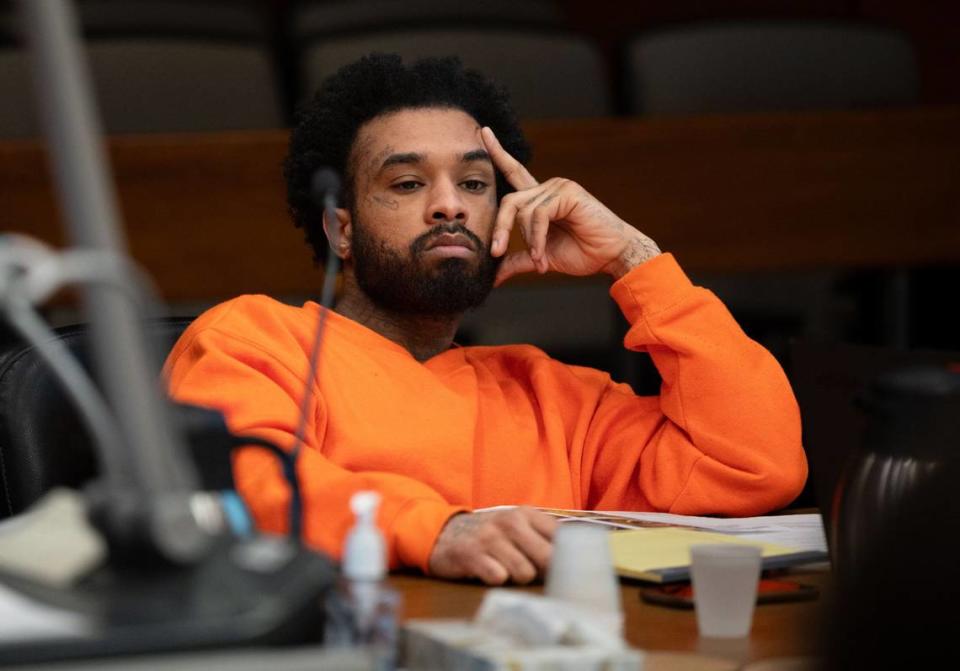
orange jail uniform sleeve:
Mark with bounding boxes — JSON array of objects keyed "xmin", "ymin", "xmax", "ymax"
[{"xmin": 164, "ymin": 253, "xmax": 807, "ymax": 573}]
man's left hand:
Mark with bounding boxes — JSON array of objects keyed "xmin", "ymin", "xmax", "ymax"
[{"xmin": 481, "ymin": 126, "xmax": 661, "ymax": 286}]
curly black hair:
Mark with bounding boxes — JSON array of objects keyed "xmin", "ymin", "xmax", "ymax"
[{"xmin": 284, "ymin": 53, "xmax": 532, "ymax": 264}]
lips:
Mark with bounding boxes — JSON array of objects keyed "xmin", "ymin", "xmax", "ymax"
[{"xmin": 425, "ymin": 232, "xmax": 476, "ymax": 252}]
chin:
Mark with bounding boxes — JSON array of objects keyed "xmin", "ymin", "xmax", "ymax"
[{"xmin": 431, "ymin": 257, "xmax": 474, "ymax": 273}]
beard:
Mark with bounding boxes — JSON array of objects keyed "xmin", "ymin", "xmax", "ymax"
[{"xmin": 350, "ymin": 218, "xmax": 502, "ymax": 316}]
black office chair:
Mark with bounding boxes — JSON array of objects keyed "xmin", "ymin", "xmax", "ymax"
[
  {"xmin": 0, "ymin": 317, "xmax": 193, "ymax": 519},
  {"xmin": 0, "ymin": 314, "xmax": 337, "ymax": 664}
]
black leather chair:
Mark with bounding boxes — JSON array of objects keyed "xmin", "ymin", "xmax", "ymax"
[{"xmin": 0, "ymin": 318, "xmax": 193, "ymax": 519}]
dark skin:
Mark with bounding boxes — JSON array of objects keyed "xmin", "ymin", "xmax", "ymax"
[
  {"xmin": 324, "ymin": 108, "xmax": 661, "ymax": 584},
  {"xmin": 334, "ymin": 274, "xmax": 460, "ymax": 362},
  {"xmin": 329, "ymin": 114, "xmax": 493, "ymax": 362}
]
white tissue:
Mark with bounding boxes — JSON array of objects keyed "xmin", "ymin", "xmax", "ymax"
[
  {"xmin": 475, "ymin": 589, "xmax": 625, "ymax": 649},
  {"xmin": 0, "ymin": 488, "xmax": 106, "ymax": 586}
]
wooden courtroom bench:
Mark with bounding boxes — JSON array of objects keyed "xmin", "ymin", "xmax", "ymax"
[{"xmin": 2, "ymin": 106, "xmax": 958, "ymax": 303}]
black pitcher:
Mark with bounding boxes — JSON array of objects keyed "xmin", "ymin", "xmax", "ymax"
[{"xmin": 830, "ymin": 365, "xmax": 960, "ymax": 577}]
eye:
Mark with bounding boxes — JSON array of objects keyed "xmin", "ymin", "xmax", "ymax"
[
  {"xmin": 392, "ymin": 180, "xmax": 422, "ymax": 192},
  {"xmin": 461, "ymin": 179, "xmax": 488, "ymax": 192}
]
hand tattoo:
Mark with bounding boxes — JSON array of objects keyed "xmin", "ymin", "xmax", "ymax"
[
  {"xmin": 445, "ymin": 513, "xmax": 481, "ymax": 538},
  {"xmin": 604, "ymin": 231, "xmax": 661, "ymax": 279}
]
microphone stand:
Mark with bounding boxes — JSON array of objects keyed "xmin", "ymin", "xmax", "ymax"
[
  {"xmin": 0, "ymin": 1, "xmax": 336, "ymax": 664},
  {"xmin": 20, "ymin": 0, "xmax": 207, "ymax": 565}
]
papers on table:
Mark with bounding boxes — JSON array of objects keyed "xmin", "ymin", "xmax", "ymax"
[
  {"xmin": 0, "ymin": 582, "xmax": 93, "ymax": 643},
  {"xmin": 0, "ymin": 489, "xmax": 100, "ymax": 643},
  {"xmin": 476, "ymin": 506, "xmax": 829, "ymax": 556},
  {"xmin": 0, "ymin": 488, "xmax": 107, "ymax": 587}
]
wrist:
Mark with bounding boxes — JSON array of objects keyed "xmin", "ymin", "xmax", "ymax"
[{"xmin": 604, "ymin": 231, "xmax": 661, "ymax": 280}]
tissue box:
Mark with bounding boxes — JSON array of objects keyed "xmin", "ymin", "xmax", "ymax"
[{"xmin": 401, "ymin": 619, "xmax": 644, "ymax": 671}]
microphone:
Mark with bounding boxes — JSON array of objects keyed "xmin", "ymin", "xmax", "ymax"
[
  {"xmin": 288, "ymin": 168, "xmax": 344, "ymax": 536},
  {"xmin": 312, "ymin": 167, "xmax": 341, "ymax": 224},
  {"xmin": 312, "ymin": 167, "xmax": 342, "ymax": 261}
]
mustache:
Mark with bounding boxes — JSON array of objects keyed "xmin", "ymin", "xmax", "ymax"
[{"xmin": 410, "ymin": 224, "xmax": 486, "ymax": 256}]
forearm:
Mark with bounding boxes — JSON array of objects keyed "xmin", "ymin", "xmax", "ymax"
[
  {"xmin": 166, "ymin": 331, "xmax": 465, "ymax": 572},
  {"xmin": 233, "ymin": 439, "xmax": 466, "ymax": 571},
  {"xmin": 599, "ymin": 254, "xmax": 807, "ymax": 514}
]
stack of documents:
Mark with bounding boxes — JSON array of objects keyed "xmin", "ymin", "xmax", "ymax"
[{"xmin": 479, "ymin": 507, "xmax": 830, "ymax": 583}]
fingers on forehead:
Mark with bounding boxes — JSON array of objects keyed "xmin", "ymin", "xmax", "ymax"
[
  {"xmin": 482, "ymin": 130, "xmax": 511, "ymax": 166},
  {"xmin": 483, "ymin": 128, "xmax": 529, "ymax": 173}
]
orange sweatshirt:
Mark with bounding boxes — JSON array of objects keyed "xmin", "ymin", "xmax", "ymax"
[{"xmin": 164, "ymin": 254, "xmax": 806, "ymax": 572}]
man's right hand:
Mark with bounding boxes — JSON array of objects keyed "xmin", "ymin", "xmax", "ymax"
[{"xmin": 428, "ymin": 507, "xmax": 558, "ymax": 585}]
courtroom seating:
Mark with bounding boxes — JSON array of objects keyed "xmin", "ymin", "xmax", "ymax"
[
  {"xmin": 85, "ymin": 39, "xmax": 283, "ymax": 134},
  {"xmin": 75, "ymin": 0, "xmax": 267, "ymax": 40},
  {"xmin": 0, "ymin": 317, "xmax": 193, "ymax": 519},
  {"xmin": 0, "ymin": 0, "xmax": 283, "ymax": 138},
  {"xmin": 623, "ymin": 20, "xmax": 919, "ymax": 115},
  {"xmin": 619, "ymin": 20, "xmax": 929, "ymax": 504},
  {"xmin": 0, "ymin": 46, "xmax": 33, "ymax": 139},
  {"xmin": 0, "ymin": 2, "xmax": 14, "ymax": 44},
  {"xmin": 619, "ymin": 20, "xmax": 923, "ymax": 351},
  {"xmin": 289, "ymin": 0, "xmax": 564, "ymax": 36},
  {"xmin": 296, "ymin": 28, "xmax": 612, "ymax": 119}
]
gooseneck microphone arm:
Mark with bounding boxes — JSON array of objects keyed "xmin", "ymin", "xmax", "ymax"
[
  {"xmin": 20, "ymin": 0, "xmax": 211, "ymax": 564},
  {"xmin": 287, "ymin": 169, "xmax": 343, "ymax": 539}
]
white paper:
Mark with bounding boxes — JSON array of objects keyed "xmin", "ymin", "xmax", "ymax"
[
  {"xmin": 476, "ymin": 506, "xmax": 829, "ymax": 555},
  {"xmin": 601, "ymin": 512, "xmax": 828, "ymax": 554},
  {"xmin": 0, "ymin": 582, "xmax": 94, "ymax": 642},
  {"xmin": 0, "ymin": 488, "xmax": 106, "ymax": 586}
]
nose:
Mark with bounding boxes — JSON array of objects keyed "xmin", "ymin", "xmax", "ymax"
[{"xmin": 425, "ymin": 178, "xmax": 466, "ymax": 226}]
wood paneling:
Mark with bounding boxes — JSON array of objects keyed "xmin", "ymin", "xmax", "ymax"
[
  {"xmin": 3, "ymin": 107, "xmax": 958, "ymax": 301},
  {"xmin": 1, "ymin": 131, "xmax": 306, "ymax": 301},
  {"xmin": 525, "ymin": 107, "xmax": 960, "ymax": 274}
]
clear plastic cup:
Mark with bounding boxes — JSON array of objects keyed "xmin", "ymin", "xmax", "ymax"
[
  {"xmin": 690, "ymin": 544, "xmax": 763, "ymax": 638},
  {"xmin": 545, "ymin": 523, "xmax": 622, "ymax": 631}
]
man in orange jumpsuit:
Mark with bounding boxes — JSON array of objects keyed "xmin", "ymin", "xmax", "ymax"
[{"xmin": 166, "ymin": 54, "xmax": 807, "ymax": 585}]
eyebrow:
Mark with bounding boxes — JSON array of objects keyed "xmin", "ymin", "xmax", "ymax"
[
  {"xmin": 379, "ymin": 152, "xmax": 422, "ymax": 171},
  {"xmin": 462, "ymin": 149, "xmax": 492, "ymax": 164},
  {"xmin": 377, "ymin": 149, "xmax": 492, "ymax": 173}
]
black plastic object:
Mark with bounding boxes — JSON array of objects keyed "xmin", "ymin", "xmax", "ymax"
[
  {"xmin": 831, "ymin": 365, "xmax": 960, "ymax": 576},
  {"xmin": 0, "ymin": 318, "xmax": 194, "ymax": 519},
  {"xmin": 641, "ymin": 579, "xmax": 819, "ymax": 609},
  {"xmin": 823, "ymin": 452, "xmax": 960, "ymax": 669},
  {"xmin": 0, "ymin": 536, "xmax": 336, "ymax": 666}
]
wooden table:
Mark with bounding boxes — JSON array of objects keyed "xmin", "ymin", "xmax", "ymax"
[
  {"xmin": 2, "ymin": 106, "xmax": 957, "ymax": 303},
  {"xmin": 388, "ymin": 567, "xmax": 831, "ymax": 668}
]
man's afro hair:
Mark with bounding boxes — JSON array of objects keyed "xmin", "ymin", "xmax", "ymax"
[{"xmin": 284, "ymin": 53, "xmax": 531, "ymax": 264}]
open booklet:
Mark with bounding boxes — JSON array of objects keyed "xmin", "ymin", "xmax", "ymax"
[{"xmin": 476, "ymin": 506, "xmax": 830, "ymax": 584}]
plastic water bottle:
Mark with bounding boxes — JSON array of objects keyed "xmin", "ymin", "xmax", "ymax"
[{"xmin": 324, "ymin": 491, "xmax": 400, "ymax": 669}]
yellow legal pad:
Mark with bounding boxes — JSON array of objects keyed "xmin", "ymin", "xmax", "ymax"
[{"xmin": 608, "ymin": 527, "xmax": 822, "ymax": 583}]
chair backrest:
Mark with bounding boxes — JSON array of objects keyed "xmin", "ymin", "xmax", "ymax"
[
  {"xmin": 75, "ymin": 0, "xmax": 267, "ymax": 40},
  {"xmin": 88, "ymin": 39, "xmax": 283, "ymax": 134},
  {"xmin": 299, "ymin": 29, "xmax": 612, "ymax": 119},
  {"xmin": 0, "ymin": 317, "xmax": 193, "ymax": 518},
  {"xmin": 0, "ymin": 1, "xmax": 281, "ymax": 138},
  {"xmin": 624, "ymin": 21, "xmax": 919, "ymax": 115},
  {"xmin": 2, "ymin": 40, "xmax": 283, "ymax": 138},
  {"xmin": 0, "ymin": 45, "xmax": 33, "ymax": 139},
  {"xmin": 291, "ymin": 0, "xmax": 563, "ymax": 39}
]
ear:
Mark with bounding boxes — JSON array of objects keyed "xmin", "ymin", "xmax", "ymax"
[{"xmin": 323, "ymin": 207, "xmax": 353, "ymax": 261}]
